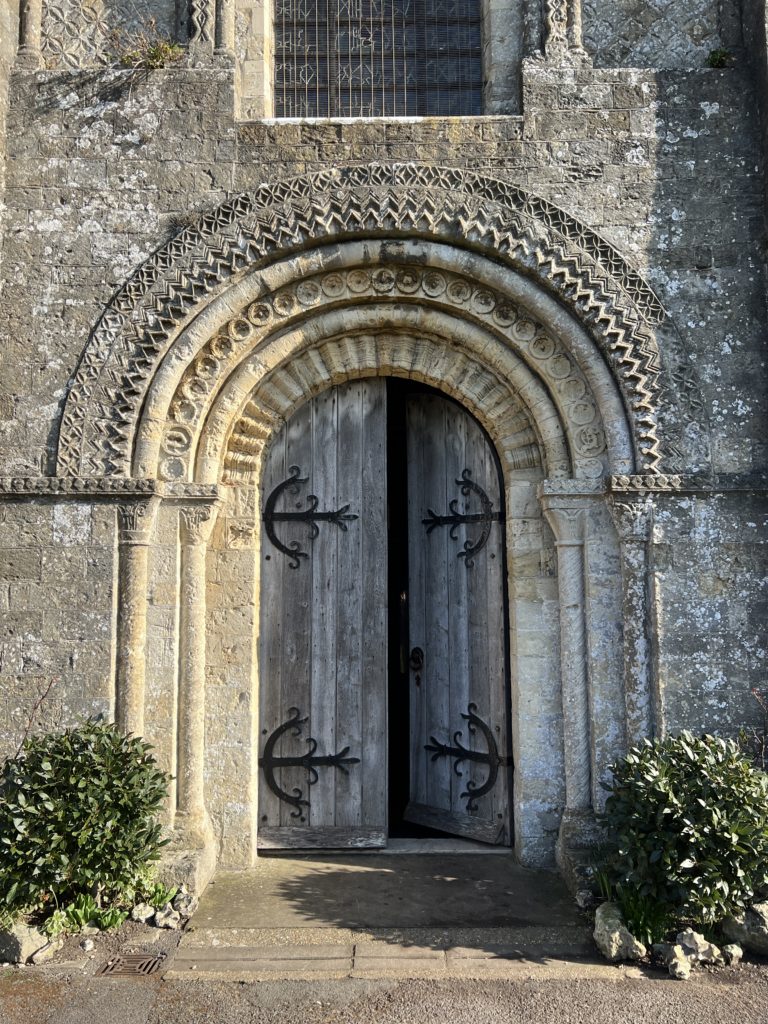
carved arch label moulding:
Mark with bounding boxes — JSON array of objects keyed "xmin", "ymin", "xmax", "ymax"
[{"xmin": 57, "ymin": 163, "xmax": 667, "ymax": 480}]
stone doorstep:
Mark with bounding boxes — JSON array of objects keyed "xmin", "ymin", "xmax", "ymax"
[{"xmin": 165, "ymin": 935, "xmax": 601, "ymax": 980}]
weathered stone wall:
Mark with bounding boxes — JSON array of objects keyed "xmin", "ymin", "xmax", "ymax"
[
  {"xmin": 1, "ymin": 3, "xmax": 767, "ymax": 871},
  {"xmin": 582, "ymin": 0, "xmax": 738, "ymax": 69}
]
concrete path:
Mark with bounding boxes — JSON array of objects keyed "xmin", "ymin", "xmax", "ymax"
[{"xmin": 2, "ymin": 853, "xmax": 767, "ymax": 1021}]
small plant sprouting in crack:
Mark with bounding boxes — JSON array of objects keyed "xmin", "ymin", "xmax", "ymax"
[
  {"xmin": 706, "ymin": 49, "xmax": 733, "ymax": 70},
  {"xmin": 107, "ymin": 16, "xmax": 185, "ymax": 71}
]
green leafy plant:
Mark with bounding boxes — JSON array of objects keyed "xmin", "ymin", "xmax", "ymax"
[
  {"xmin": 42, "ymin": 908, "xmax": 68, "ymax": 939},
  {"xmin": 599, "ymin": 732, "xmax": 768, "ymax": 929},
  {"xmin": 64, "ymin": 893, "xmax": 99, "ymax": 931},
  {"xmin": 0, "ymin": 720, "xmax": 171, "ymax": 922},
  {"xmin": 142, "ymin": 881, "xmax": 178, "ymax": 910},
  {"xmin": 706, "ymin": 48, "xmax": 732, "ymax": 69},
  {"xmin": 96, "ymin": 907, "xmax": 129, "ymax": 931}
]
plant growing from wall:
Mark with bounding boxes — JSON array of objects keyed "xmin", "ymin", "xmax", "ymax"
[
  {"xmin": 599, "ymin": 732, "xmax": 768, "ymax": 936},
  {"xmin": 107, "ymin": 17, "xmax": 184, "ymax": 71},
  {"xmin": 739, "ymin": 688, "xmax": 768, "ymax": 771},
  {"xmin": 0, "ymin": 721, "xmax": 170, "ymax": 925}
]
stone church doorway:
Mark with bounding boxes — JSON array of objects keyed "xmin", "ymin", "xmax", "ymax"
[{"xmin": 256, "ymin": 378, "xmax": 512, "ymax": 850}]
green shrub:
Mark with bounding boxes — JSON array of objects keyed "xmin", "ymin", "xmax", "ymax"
[
  {"xmin": 0, "ymin": 721, "xmax": 170, "ymax": 921},
  {"xmin": 600, "ymin": 732, "xmax": 768, "ymax": 929}
]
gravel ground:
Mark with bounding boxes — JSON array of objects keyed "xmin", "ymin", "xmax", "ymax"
[{"xmin": 1, "ymin": 959, "xmax": 767, "ymax": 1024}]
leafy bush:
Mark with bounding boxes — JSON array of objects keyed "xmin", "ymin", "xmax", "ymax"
[
  {"xmin": 600, "ymin": 732, "xmax": 768, "ymax": 930},
  {"xmin": 0, "ymin": 721, "xmax": 170, "ymax": 921}
]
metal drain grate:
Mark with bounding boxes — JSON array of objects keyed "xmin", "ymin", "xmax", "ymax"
[{"xmin": 98, "ymin": 952, "xmax": 167, "ymax": 977}]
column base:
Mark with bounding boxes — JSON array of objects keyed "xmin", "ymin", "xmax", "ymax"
[
  {"xmin": 158, "ymin": 813, "xmax": 217, "ymax": 897},
  {"xmin": 555, "ymin": 809, "xmax": 604, "ymax": 895}
]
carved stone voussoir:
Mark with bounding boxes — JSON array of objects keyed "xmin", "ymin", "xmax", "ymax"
[{"xmin": 56, "ymin": 164, "xmax": 668, "ymax": 482}]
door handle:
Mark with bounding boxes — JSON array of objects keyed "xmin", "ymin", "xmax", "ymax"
[
  {"xmin": 409, "ymin": 647, "xmax": 424, "ymax": 671},
  {"xmin": 409, "ymin": 647, "xmax": 424, "ymax": 686}
]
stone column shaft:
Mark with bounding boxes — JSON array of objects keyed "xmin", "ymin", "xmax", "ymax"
[
  {"xmin": 115, "ymin": 498, "xmax": 160, "ymax": 737},
  {"xmin": 541, "ymin": 500, "xmax": 591, "ymax": 812},
  {"xmin": 215, "ymin": 0, "xmax": 235, "ymax": 53},
  {"xmin": 177, "ymin": 503, "xmax": 218, "ymax": 835},
  {"xmin": 17, "ymin": 0, "xmax": 43, "ymax": 67},
  {"xmin": 609, "ymin": 496, "xmax": 655, "ymax": 744}
]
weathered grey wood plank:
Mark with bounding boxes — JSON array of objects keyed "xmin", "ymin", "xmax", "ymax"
[
  {"xmin": 360, "ymin": 379, "xmax": 388, "ymax": 831},
  {"xmin": 257, "ymin": 826, "xmax": 387, "ymax": 849},
  {"xmin": 403, "ymin": 801, "xmax": 504, "ymax": 844},
  {"xmin": 280, "ymin": 400, "xmax": 314, "ymax": 827},
  {"xmin": 257, "ymin": 419, "xmax": 287, "ymax": 831},
  {"xmin": 335, "ymin": 382, "xmax": 364, "ymax": 827},
  {"xmin": 309, "ymin": 388, "xmax": 339, "ymax": 828}
]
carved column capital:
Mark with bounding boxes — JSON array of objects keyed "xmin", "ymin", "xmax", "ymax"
[
  {"xmin": 117, "ymin": 496, "xmax": 161, "ymax": 545},
  {"xmin": 538, "ymin": 480, "xmax": 601, "ymax": 545},
  {"xmin": 607, "ymin": 494, "xmax": 654, "ymax": 543},
  {"xmin": 179, "ymin": 501, "xmax": 219, "ymax": 545}
]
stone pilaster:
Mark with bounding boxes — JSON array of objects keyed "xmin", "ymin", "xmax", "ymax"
[
  {"xmin": 115, "ymin": 497, "xmax": 160, "ymax": 737},
  {"xmin": 176, "ymin": 501, "xmax": 218, "ymax": 841},
  {"xmin": 17, "ymin": 0, "xmax": 43, "ymax": 68},
  {"xmin": 608, "ymin": 494, "xmax": 655, "ymax": 745},
  {"xmin": 540, "ymin": 481, "xmax": 605, "ymax": 882},
  {"xmin": 540, "ymin": 494, "xmax": 590, "ymax": 814}
]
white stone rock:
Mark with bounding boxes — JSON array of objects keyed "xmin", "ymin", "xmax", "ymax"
[
  {"xmin": 130, "ymin": 902, "xmax": 155, "ymax": 924},
  {"xmin": 676, "ymin": 927, "xmax": 721, "ymax": 963},
  {"xmin": 80, "ymin": 938, "xmax": 95, "ymax": 952},
  {"xmin": 722, "ymin": 903, "xmax": 768, "ymax": 956},
  {"xmin": 171, "ymin": 892, "xmax": 199, "ymax": 918},
  {"xmin": 30, "ymin": 939, "xmax": 62, "ymax": 965},
  {"xmin": 153, "ymin": 903, "xmax": 182, "ymax": 930},
  {"xmin": 0, "ymin": 923, "xmax": 50, "ymax": 964},
  {"xmin": 593, "ymin": 902, "xmax": 647, "ymax": 962},
  {"xmin": 668, "ymin": 944, "xmax": 693, "ymax": 980},
  {"xmin": 722, "ymin": 943, "xmax": 743, "ymax": 965}
]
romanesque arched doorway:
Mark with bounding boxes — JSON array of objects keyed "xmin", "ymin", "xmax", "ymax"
[
  {"xmin": 256, "ymin": 378, "xmax": 511, "ymax": 849},
  {"xmin": 54, "ymin": 164, "xmax": 674, "ymax": 890}
]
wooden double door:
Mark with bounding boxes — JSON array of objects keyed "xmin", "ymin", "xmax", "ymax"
[{"xmin": 257, "ymin": 378, "xmax": 511, "ymax": 849}]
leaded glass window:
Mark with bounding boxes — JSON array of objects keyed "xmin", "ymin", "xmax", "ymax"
[{"xmin": 274, "ymin": 0, "xmax": 483, "ymax": 117}]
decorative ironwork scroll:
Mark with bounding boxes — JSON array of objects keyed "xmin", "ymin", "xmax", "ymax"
[
  {"xmin": 422, "ymin": 468, "xmax": 501, "ymax": 567},
  {"xmin": 259, "ymin": 708, "xmax": 361, "ymax": 822},
  {"xmin": 262, "ymin": 465, "xmax": 358, "ymax": 568},
  {"xmin": 425, "ymin": 703, "xmax": 512, "ymax": 812}
]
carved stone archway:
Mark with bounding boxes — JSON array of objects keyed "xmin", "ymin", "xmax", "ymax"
[
  {"xmin": 56, "ymin": 164, "xmax": 667, "ymax": 482},
  {"xmin": 49, "ymin": 166, "xmax": 674, "ymax": 888}
]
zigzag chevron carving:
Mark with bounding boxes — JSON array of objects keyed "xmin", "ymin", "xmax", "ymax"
[{"xmin": 57, "ymin": 164, "xmax": 667, "ymax": 477}]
